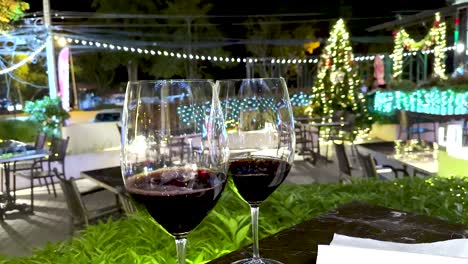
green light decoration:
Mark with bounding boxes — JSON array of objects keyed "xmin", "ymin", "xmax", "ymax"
[
  {"xmin": 308, "ymin": 18, "xmax": 371, "ymax": 139},
  {"xmin": 392, "ymin": 12, "xmax": 447, "ymax": 80},
  {"xmin": 373, "ymin": 88, "xmax": 468, "ymax": 115}
]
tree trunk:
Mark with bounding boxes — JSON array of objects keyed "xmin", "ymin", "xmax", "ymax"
[
  {"xmin": 5, "ymin": 74, "xmax": 11, "ymax": 99},
  {"xmin": 14, "ymin": 85, "xmax": 23, "ymax": 105}
]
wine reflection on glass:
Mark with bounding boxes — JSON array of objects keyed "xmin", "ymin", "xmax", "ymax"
[
  {"xmin": 121, "ymin": 80, "xmax": 229, "ymax": 264},
  {"xmin": 217, "ymin": 77, "xmax": 296, "ymax": 264}
]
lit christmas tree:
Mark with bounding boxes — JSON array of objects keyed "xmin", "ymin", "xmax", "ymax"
[{"xmin": 308, "ymin": 19, "xmax": 371, "ymax": 139}]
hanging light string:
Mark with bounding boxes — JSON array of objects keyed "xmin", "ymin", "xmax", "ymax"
[
  {"xmin": 54, "ymin": 34, "xmax": 455, "ymax": 65},
  {"xmin": 54, "ymin": 34, "xmax": 320, "ymax": 64},
  {"xmin": 0, "ymin": 42, "xmax": 46, "ymax": 75},
  {"xmin": 0, "ymin": 32, "xmax": 453, "ymax": 76}
]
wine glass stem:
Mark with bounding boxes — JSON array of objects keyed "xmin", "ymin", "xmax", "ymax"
[
  {"xmin": 250, "ymin": 205, "xmax": 260, "ymax": 260},
  {"xmin": 175, "ymin": 237, "xmax": 187, "ymax": 264}
]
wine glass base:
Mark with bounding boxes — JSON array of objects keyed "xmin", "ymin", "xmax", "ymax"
[{"xmin": 231, "ymin": 258, "xmax": 284, "ymax": 264}]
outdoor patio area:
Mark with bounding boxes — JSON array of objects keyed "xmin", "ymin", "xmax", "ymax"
[{"xmin": 2, "ymin": 1, "xmax": 468, "ymax": 263}]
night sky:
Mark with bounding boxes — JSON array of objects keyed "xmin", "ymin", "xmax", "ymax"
[
  {"xmin": 23, "ymin": 0, "xmax": 453, "ymax": 82},
  {"xmin": 24, "ymin": 0, "xmax": 449, "ymax": 38},
  {"xmin": 27, "ymin": 0, "xmax": 448, "ymax": 19}
]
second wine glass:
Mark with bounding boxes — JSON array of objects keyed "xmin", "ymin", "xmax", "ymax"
[{"xmin": 217, "ymin": 77, "xmax": 295, "ymax": 264}]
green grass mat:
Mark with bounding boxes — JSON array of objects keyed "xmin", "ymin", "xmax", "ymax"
[
  {"xmin": 1, "ymin": 176, "xmax": 467, "ymax": 264},
  {"xmin": 438, "ymin": 151, "xmax": 468, "ymax": 178}
]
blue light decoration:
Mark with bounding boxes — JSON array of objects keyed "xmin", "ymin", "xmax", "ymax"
[
  {"xmin": 373, "ymin": 88, "xmax": 468, "ymax": 115},
  {"xmin": 176, "ymin": 91, "xmax": 313, "ymax": 128}
]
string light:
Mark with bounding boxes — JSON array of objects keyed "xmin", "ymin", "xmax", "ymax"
[
  {"xmin": 373, "ymin": 89, "xmax": 468, "ymax": 115},
  {"xmin": 55, "ymin": 35, "xmax": 452, "ymax": 66},
  {"xmin": 392, "ymin": 12, "xmax": 447, "ymax": 80},
  {"xmin": 0, "ymin": 43, "xmax": 47, "ymax": 75},
  {"xmin": 56, "ymin": 36, "xmax": 320, "ymax": 65}
]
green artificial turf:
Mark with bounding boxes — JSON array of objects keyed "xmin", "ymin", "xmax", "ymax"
[
  {"xmin": 1, "ymin": 176, "xmax": 467, "ymax": 264},
  {"xmin": 0, "ymin": 120, "xmax": 39, "ymax": 143},
  {"xmin": 438, "ymin": 151, "xmax": 468, "ymax": 178}
]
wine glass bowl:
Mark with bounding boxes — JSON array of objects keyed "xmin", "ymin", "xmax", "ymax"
[
  {"xmin": 217, "ymin": 77, "xmax": 295, "ymax": 264},
  {"xmin": 121, "ymin": 80, "xmax": 229, "ymax": 263}
]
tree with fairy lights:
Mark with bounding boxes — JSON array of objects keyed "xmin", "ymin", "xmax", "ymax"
[{"xmin": 308, "ymin": 19, "xmax": 371, "ymax": 139}]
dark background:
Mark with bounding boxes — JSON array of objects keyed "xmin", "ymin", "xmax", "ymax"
[
  {"xmin": 26, "ymin": 0, "xmax": 448, "ymax": 35},
  {"xmin": 22, "ymin": 0, "xmax": 453, "ymax": 88}
]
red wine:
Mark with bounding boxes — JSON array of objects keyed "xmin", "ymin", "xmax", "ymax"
[
  {"xmin": 228, "ymin": 157, "xmax": 292, "ymax": 206},
  {"xmin": 126, "ymin": 167, "xmax": 226, "ymax": 238}
]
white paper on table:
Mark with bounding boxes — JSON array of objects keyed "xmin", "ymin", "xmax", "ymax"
[
  {"xmin": 316, "ymin": 244, "xmax": 468, "ymax": 264},
  {"xmin": 316, "ymin": 233, "xmax": 468, "ymax": 264},
  {"xmin": 329, "ymin": 233, "xmax": 468, "ymax": 258}
]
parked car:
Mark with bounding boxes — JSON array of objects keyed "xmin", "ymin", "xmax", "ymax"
[
  {"xmin": 79, "ymin": 93, "xmax": 103, "ymax": 110},
  {"xmin": 0, "ymin": 98, "xmax": 22, "ymax": 114},
  {"xmin": 106, "ymin": 93, "xmax": 126, "ymax": 106},
  {"xmin": 91, "ymin": 109, "xmax": 122, "ymax": 122}
]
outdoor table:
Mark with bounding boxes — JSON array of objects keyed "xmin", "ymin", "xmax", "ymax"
[
  {"xmin": 80, "ymin": 166, "xmax": 137, "ymax": 210},
  {"xmin": 80, "ymin": 166, "xmax": 124, "ymax": 194},
  {"xmin": 357, "ymin": 140, "xmax": 437, "ymax": 176},
  {"xmin": 208, "ymin": 201, "xmax": 467, "ymax": 264},
  {"xmin": 0, "ymin": 148, "xmax": 49, "ymax": 220}
]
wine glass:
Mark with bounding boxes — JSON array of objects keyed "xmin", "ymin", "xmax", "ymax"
[
  {"xmin": 217, "ymin": 77, "xmax": 295, "ymax": 264},
  {"xmin": 121, "ymin": 80, "xmax": 229, "ymax": 264}
]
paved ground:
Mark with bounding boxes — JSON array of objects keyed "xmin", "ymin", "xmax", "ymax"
[
  {"xmin": 0, "ymin": 143, "xmax": 355, "ymax": 258},
  {"xmin": 0, "ymin": 180, "xmax": 117, "ymax": 257}
]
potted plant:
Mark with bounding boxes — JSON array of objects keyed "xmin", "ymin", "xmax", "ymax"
[{"xmin": 24, "ymin": 96, "xmax": 70, "ymax": 138}]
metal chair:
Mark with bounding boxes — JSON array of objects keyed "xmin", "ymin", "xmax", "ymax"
[
  {"xmin": 117, "ymin": 192, "xmax": 138, "ymax": 216},
  {"xmin": 463, "ymin": 119, "xmax": 468, "ymax": 145},
  {"xmin": 116, "ymin": 123, "xmax": 122, "ymax": 136},
  {"xmin": 334, "ymin": 143, "xmax": 408, "ymax": 182},
  {"xmin": 16, "ymin": 137, "xmax": 70, "ymax": 210},
  {"xmin": 53, "ymin": 168, "xmax": 121, "ymax": 234},
  {"xmin": 324, "ymin": 112, "xmax": 358, "ymax": 162},
  {"xmin": 334, "ymin": 143, "xmax": 353, "ymax": 183},
  {"xmin": 294, "ymin": 121, "xmax": 318, "ymax": 164},
  {"xmin": 356, "ymin": 150, "xmax": 409, "ymax": 180},
  {"xmin": 11, "ymin": 132, "xmax": 48, "ymax": 197}
]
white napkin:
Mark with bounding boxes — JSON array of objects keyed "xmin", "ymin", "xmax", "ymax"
[{"xmin": 316, "ymin": 233, "xmax": 468, "ymax": 264}]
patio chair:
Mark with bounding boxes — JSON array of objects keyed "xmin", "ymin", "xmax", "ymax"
[
  {"xmin": 334, "ymin": 142, "xmax": 353, "ymax": 183},
  {"xmin": 294, "ymin": 121, "xmax": 318, "ymax": 163},
  {"xmin": 356, "ymin": 150, "xmax": 409, "ymax": 180},
  {"xmin": 334, "ymin": 143, "xmax": 408, "ymax": 182},
  {"xmin": 117, "ymin": 192, "xmax": 138, "ymax": 216},
  {"xmin": 16, "ymin": 137, "xmax": 70, "ymax": 210},
  {"xmin": 116, "ymin": 123, "xmax": 122, "ymax": 136},
  {"xmin": 463, "ymin": 119, "xmax": 468, "ymax": 145},
  {"xmin": 53, "ymin": 168, "xmax": 121, "ymax": 234},
  {"xmin": 11, "ymin": 132, "xmax": 48, "ymax": 174},
  {"xmin": 325, "ymin": 112, "xmax": 357, "ymax": 161},
  {"xmin": 11, "ymin": 132, "xmax": 48, "ymax": 198}
]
